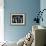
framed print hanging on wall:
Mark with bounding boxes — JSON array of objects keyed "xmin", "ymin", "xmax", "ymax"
[{"xmin": 11, "ymin": 13, "xmax": 25, "ymax": 25}]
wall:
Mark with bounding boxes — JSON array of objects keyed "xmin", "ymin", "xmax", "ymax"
[
  {"xmin": 40, "ymin": 0, "xmax": 46, "ymax": 45},
  {"xmin": 4, "ymin": 0, "xmax": 40, "ymax": 42},
  {"xmin": 40, "ymin": 0, "xmax": 46, "ymax": 27}
]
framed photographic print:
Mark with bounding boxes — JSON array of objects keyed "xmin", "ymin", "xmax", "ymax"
[{"xmin": 11, "ymin": 13, "xmax": 25, "ymax": 25}]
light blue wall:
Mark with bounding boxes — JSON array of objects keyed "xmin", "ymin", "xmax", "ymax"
[
  {"xmin": 4, "ymin": 0, "xmax": 40, "ymax": 42},
  {"xmin": 40, "ymin": 0, "xmax": 46, "ymax": 44},
  {"xmin": 40, "ymin": 0, "xmax": 46, "ymax": 27}
]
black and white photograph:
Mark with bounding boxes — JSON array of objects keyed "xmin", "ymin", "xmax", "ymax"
[{"xmin": 11, "ymin": 14, "xmax": 25, "ymax": 25}]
